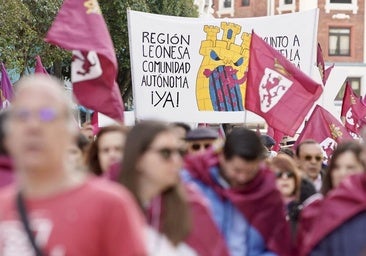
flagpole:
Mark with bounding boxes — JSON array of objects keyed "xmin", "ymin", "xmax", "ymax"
[
  {"xmin": 77, "ymin": 106, "xmax": 82, "ymax": 127},
  {"xmin": 86, "ymin": 110, "xmax": 91, "ymax": 123},
  {"xmin": 244, "ymin": 109, "xmax": 247, "ymax": 128}
]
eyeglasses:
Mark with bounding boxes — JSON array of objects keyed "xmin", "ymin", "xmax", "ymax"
[
  {"xmin": 190, "ymin": 143, "xmax": 212, "ymax": 151},
  {"xmin": 149, "ymin": 147, "xmax": 186, "ymax": 160},
  {"xmin": 10, "ymin": 108, "xmax": 64, "ymax": 123},
  {"xmin": 303, "ymin": 155, "xmax": 323, "ymax": 162},
  {"xmin": 275, "ymin": 171, "xmax": 295, "ymax": 179}
]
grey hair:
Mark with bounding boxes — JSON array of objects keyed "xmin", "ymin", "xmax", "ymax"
[{"xmin": 7, "ymin": 74, "xmax": 78, "ymax": 135}]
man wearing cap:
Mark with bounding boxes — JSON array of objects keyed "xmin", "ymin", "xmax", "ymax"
[
  {"xmin": 260, "ymin": 134, "xmax": 277, "ymax": 158},
  {"xmin": 185, "ymin": 127, "xmax": 219, "ymax": 155}
]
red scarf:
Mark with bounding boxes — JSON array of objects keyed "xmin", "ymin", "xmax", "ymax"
[
  {"xmin": 184, "ymin": 151, "xmax": 293, "ymax": 256},
  {"xmin": 184, "ymin": 183, "xmax": 230, "ymax": 256},
  {"xmin": 298, "ymin": 173, "xmax": 366, "ymax": 256}
]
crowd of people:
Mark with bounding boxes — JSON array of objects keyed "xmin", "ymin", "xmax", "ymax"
[{"xmin": 1, "ymin": 74, "xmax": 366, "ymax": 255}]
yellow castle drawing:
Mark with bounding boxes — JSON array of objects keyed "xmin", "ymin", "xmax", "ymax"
[{"xmin": 196, "ymin": 22, "xmax": 251, "ymax": 111}]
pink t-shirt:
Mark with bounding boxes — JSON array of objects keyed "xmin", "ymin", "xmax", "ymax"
[{"xmin": 0, "ymin": 177, "xmax": 147, "ymax": 256}]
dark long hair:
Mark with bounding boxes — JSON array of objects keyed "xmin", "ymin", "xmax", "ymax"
[
  {"xmin": 120, "ymin": 120, "xmax": 191, "ymax": 245},
  {"xmin": 86, "ymin": 125, "xmax": 128, "ymax": 176},
  {"xmin": 322, "ymin": 140, "xmax": 365, "ymax": 196}
]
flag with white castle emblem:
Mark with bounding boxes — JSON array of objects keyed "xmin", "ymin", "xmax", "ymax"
[{"xmin": 246, "ymin": 32, "xmax": 323, "ymax": 136}]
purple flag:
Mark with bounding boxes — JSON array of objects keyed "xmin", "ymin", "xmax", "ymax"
[
  {"xmin": 0, "ymin": 63, "xmax": 14, "ymax": 109},
  {"xmin": 35, "ymin": 55, "xmax": 48, "ymax": 75}
]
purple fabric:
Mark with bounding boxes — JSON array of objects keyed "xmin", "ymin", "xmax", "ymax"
[
  {"xmin": 299, "ymin": 173, "xmax": 366, "ymax": 256},
  {"xmin": 0, "ymin": 63, "xmax": 14, "ymax": 107},
  {"xmin": 35, "ymin": 55, "xmax": 48, "ymax": 75},
  {"xmin": 103, "ymin": 162, "xmax": 121, "ymax": 182},
  {"xmin": 0, "ymin": 156, "xmax": 14, "ymax": 188}
]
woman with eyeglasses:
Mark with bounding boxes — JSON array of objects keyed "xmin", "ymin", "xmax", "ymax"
[{"xmin": 321, "ymin": 140, "xmax": 365, "ymax": 196}]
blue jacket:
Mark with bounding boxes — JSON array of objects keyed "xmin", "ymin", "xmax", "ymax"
[
  {"xmin": 182, "ymin": 166, "xmax": 277, "ymax": 256},
  {"xmin": 310, "ymin": 211, "xmax": 366, "ymax": 256}
]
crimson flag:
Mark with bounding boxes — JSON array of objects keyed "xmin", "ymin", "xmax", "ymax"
[
  {"xmin": 296, "ymin": 105, "xmax": 353, "ymax": 161},
  {"xmin": 316, "ymin": 43, "xmax": 334, "ymax": 85},
  {"xmin": 340, "ymin": 82, "xmax": 366, "ymax": 135},
  {"xmin": 316, "ymin": 43, "xmax": 325, "ymax": 84},
  {"xmin": 267, "ymin": 125, "xmax": 284, "ymax": 152},
  {"xmin": 45, "ymin": 0, "xmax": 124, "ymax": 121},
  {"xmin": 35, "ymin": 55, "xmax": 48, "ymax": 75},
  {"xmin": 246, "ymin": 32, "xmax": 323, "ymax": 136},
  {"xmin": 0, "ymin": 63, "xmax": 14, "ymax": 109},
  {"xmin": 323, "ymin": 64, "xmax": 334, "ymax": 86}
]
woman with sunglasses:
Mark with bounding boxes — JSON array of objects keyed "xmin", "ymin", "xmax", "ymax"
[
  {"xmin": 321, "ymin": 140, "xmax": 365, "ymax": 196},
  {"xmin": 269, "ymin": 154, "xmax": 302, "ymax": 237},
  {"xmin": 119, "ymin": 121, "xmax": 229, "ymax": 255}
]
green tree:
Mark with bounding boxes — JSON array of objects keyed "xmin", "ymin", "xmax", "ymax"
[
  {"xmin": 0, "ymin": 0, "xmax": 69, "ymax": 76},
  {"xmin": 99, "ymin": 0, "xmax": 198, "ymax": 109}
]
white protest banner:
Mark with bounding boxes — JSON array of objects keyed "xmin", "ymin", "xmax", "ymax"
[{"xmin": 127, "ymin": 9, "xmax": 319, "ymax": 123}]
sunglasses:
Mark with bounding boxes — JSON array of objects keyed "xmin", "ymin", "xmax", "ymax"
[
  {"xmin": 303, "ymin": 155, "xmax": 323, "ymax": 162},
  {"xmin": 149, "ymin": 147, "xmax": 186, "ymax": 160},
  {"xmin": 190, "ymin": 143, "xmax": 212, "ymax": 151},
  {"xmin": 275, "ymin": 171, "xmax": 295, "ymax": 179},
  {"xmin": 11, "ymin": 108, "xmax": 63, "ymax": 123}
]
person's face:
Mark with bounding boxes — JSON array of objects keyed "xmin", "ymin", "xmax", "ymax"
[
  {"xmin": 331, "ymin": 151, "xmax": 364, "ymax": 188},
  {"xmin": 6, "ymin": 85, "xmax": 73, "ymax": 172},
  {"xmin": 297, "ymin": 143, "xmax": 323, "ymax": 180},
  {"xmin": 171, "ymin": 126, "xmax": 188, "ymax": 151},
  {"xmin": 274, "ymin": 169, "xmax": 296, "ymax": 198},
  {"xmin": 138, "ymin": 131, "xmax": 183, "ymax": 192},
  {"xmin": 67, "ymin": 144, "xmax": 84, "ymax": 171},
  {"xmin": 80, "ymin": 125, "xmax": 94, "ymax": 141},
  {"xmin": 187, "ymin": 139, "xmax": 215, "ymax": 155},
  {"xmin": 219, "ymin": 155, "xmax": 261, "ymax": 188},
  {"xmin": 98, "ymin": 131, "xmax": 125, "ymax": 173},
  {"xmin": 171, "ymin": 126, "xmax": 187, "ymax": 141}
]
